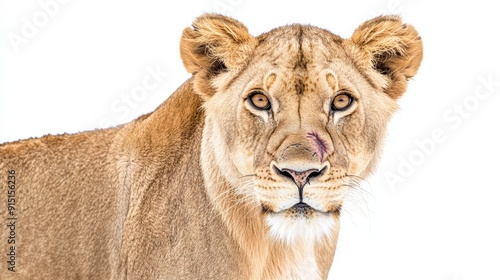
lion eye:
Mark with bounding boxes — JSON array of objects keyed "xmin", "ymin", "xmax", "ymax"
[
  {"xmin": 249, "ymin": 92, "xmax": 271, "ymax": 111},
  {"xmin": 331, "ymin": 93, "xmax": 353, "ymax": 111}
]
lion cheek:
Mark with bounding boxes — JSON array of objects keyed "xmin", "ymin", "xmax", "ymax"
[
  {"xmin": 231, "ymin": 149, "xmax": 254, "ymax": 175},
  {"xmin": 346, "ymin": 152, "xmax": 373, "ymax": 176}
]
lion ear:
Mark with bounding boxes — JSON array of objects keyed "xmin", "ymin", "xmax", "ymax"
[
  {"xmin": 180, "ymin": 14, "xmax": 257, "ymax": 97},
  {"xmin": 347, "ymin": 16, "xmax": 423, "ymax": 99}
]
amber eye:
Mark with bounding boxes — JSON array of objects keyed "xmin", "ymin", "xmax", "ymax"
[
  {"xmin": 331, "ymin": 93, "xmax": 353, "ymax": 111},
  {"xmin": 248, "ymin": 92, "xmax": 271, "ymax": 111}
]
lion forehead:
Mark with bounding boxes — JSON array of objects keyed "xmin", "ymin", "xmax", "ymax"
[{"xmin": 250, "ymin": 25, "xmax": 347, "ymax": 69}]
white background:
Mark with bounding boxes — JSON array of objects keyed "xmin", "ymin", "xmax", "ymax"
[{"xmin": 1, "ymin": 1, "xmax": 499, "ymax": 279}]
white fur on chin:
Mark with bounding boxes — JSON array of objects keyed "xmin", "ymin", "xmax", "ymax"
[
  {"xmin": 265, "ymin": 212, "xmax": 336, "ymax": 280},
  {"xmin": 265, "ymin": 211, "xmax": 336, "ymax": 245}
]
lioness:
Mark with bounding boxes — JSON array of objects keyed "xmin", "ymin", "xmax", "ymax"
[{"xmin": 0, "ymin": 14, "xmax": 422, "ymax": 279}]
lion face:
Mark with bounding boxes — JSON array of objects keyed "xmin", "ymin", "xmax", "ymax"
[{"xmin": 181, "ymin": 15, "xmax": 422, "ymax": 243}]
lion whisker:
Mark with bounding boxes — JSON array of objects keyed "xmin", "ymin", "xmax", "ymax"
[{"xmin": 339, "ymin": 175, "xmax": 374, "ymax": 225}]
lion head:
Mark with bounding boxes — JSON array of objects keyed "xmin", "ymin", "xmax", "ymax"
[{"xmin": 180, "ymin": 14, "xmax": 422, "ymax": 244}]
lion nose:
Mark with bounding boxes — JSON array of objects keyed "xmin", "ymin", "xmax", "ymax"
[{"xmin": 273, "ymin": 165, "xmax": 325, "ymax": 200}]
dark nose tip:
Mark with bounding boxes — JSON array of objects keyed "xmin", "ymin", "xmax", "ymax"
[{"xmin": 273, "ymin": 165, "xmax": 325, "ymax": 199}]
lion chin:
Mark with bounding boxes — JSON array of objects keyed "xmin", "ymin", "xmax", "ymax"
[{"xmin": 265, "ymin": 204, "xmax": 337, "ymax": 244}]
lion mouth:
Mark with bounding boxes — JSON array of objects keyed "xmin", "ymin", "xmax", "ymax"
[
  {"xmin": 262, "ymin": 202, "xmax": 327, "ymax": 216},
  {"xmin": 293, "ymin": 202, "xmax": 309, "ymax": 208},
  {"xmin": 289, "ymin": 202, "xmax": 324, "ymax": 215},
  {"xmin": 291, "ymin": 202, "xmax": 313, "ymax": 213}
]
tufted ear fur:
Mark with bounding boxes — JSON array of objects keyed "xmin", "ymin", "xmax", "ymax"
[
  {"xmin": 180, "ymin": 14, "xmax": 258, "ymax": 98},
  {"xmin": 345, "ymin": 16, "xmax": 423, "ymax": 99}
]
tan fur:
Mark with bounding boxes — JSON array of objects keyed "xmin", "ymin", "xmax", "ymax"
[{"xmin": 0, "ymin": 14, "xmax": 422, "ymax": 279}]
